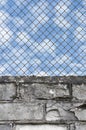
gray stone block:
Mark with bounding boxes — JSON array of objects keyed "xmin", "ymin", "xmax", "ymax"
[
  {"xmin": 70, "ymin": 103, "xmax": 86, "ymax": 120},
  {"xmin": 0, "ymin": 76, "xmax": 85, "ymax": 128},
  {"xmin": 0, "ymin": 83, "xmax": 16, "ymax": 101},
  {"xmin": 73, "ymin": 84, "xmax": 86, "ymax": 100},
  {"xmin": 20, "ymin": 83, "xmax": 69, "ymax": 101},
  {"xmin": 46, "ymin": 101, "xmax": 78, "ymax": 121},
  {"xmin": 0, "ymin": 125, "xmax": 11, "ymax": 130},
  {"xmin": 75, "ymin": 123, "xmax": 86, "ymax": 130},
  {"xmin": 15, "ymin": 125, "xmax": 67, "ymax": 130},
  {"xmin": 0, "ymin": 102, "xmax": 43, "ymax": 120},
  {"xmin": 71, "ymin": 109, "xmax": 86, "ymax": 120}
]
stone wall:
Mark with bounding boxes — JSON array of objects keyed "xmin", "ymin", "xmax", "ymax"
[{"xmin": 0, "ymin": 76, "xmax": 86, "ymax": 130}]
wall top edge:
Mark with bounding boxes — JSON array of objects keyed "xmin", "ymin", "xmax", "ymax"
[{"xmin": 0, "ymin": 76, "xmax": 86, "ymax": 84}]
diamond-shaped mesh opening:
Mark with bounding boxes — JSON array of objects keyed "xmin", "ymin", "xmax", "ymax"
[{"xmin": 0, "ymin": 0, "xmax": 86, "ymax": 76}]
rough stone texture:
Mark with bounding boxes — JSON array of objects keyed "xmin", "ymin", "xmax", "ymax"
[
  {"xmin": 72, "ymin": 109, "xmax": 86, "ymax": 120},
  {"xmin": 73, "ymin": 84, "xmax": 86, "ymax": 100},
  {"xmin": 0, "ymin": 76, "xmax": 85, "ymax": 130},
  {"xmin": 70, "ymin": 124, "xmax": 75, "ymax": 130},
  {"xmin": 0, "ymin": 125, "xmax": 11, "ymax": 130},
  {"xmin": 70, "ymin": 103, "xmax": 86, "ymax": 120},
  {"xmin": 20, "ymin": 83, "xmax": 69, "ymax": 101},
  {"xmin": 0, "ymin": 83, "xmax": 16, "ymax": 100},
  {"xmin": 46, "ymin": 101, "xmax": 78, "ymax": 121},
  {"xmin": 0, "ymin": 102, "xmax": 43, "ymax": 120},
  {"xmin": 75, "ymin": 123, "xmax": 86, "ymax": 130},
  {"xmin": 76, "ymin": 125, "xmax": 86, "ymax": 130},
  {"xmin": 15, "ymin": 125, "xmax": 67, "ymax": 130},
  {"xmin": 0, "ymin": 76, "xmax": 86, "ymax": 84}
]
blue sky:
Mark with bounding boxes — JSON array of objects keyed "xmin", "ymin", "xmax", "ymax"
[{"xmin": 0, "ymin": 0, "xmax": 86, "ymax": 76}]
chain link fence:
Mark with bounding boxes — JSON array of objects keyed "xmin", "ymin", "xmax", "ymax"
[{"xmin": 0, "ymin": 0, "xmax": 86, "ymax": 76}]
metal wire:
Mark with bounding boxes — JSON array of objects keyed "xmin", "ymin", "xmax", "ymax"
[{"xmin": 0, "ymin": 0, "xmax": 86, "ymax": 76}]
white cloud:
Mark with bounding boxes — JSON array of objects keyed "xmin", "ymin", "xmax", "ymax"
[
  {"xmin": 12, "ymin": 48, "xmax": 26, "ymax": 57},
  {"xmin": 29, "ymin": 58, "xmax": 41, "ymax": 67},
  {"xmin": 74, "ymin": 9, "xmax": 86, "ymax": 25},
  {"xmin": 74, "ymin": 27, "xmax": 86, "ymax": 42},
  {"xmin": 83, "ymin": 0, "xmax": 86, "ymax": 5},
  {"xmin": 8, "ymin": 57, "xmax": 41, "ymax": 68},
  {"xmin": 53, "ymin": 0, "xmax": 71, "ymax": 29},
  {"xmin": 3, "ymin": 46, "xmax": 30, "ymax": 65},
  {"xmin": 31, "ymin": 39, "xmax": 56, "ymax": 55},
  {"xmin": 0, "ymin": 25, "xmax": 13, "ymax": 45},
  {"xmin": 0, "ymin": 66, "xmax": 5, "ymax": 73},
  {"xmin": 15, "ymin": 0, "xmax": 27, "ymax": 6},
  {"xmin": 34, "ymin": 71, "xmax": 48, "ymax": 76},
  {"xmin": 31, "ymin": 1, "xmax": 48, "ymax": 16},
  {"xmin": 55, "ymin": 1, "xmax": 70, "ymax": 16},
  {"xmin": 30, "ymin": 1, "xmax": 49, "ymax": 33},
  {"xmin": 11, "ymin": 50, "xmax": 31, "ymax": 63},
  {"xmin": 35, "ymin": 13, "xmax": 49, "ymax": 24},
  {"xmin": 0, "ymin": 11, "xmax": 12, "ymax": 45},
  {"xmin": 60, "ymin": 0, "xmax": 71, "ymax": 6},
  {"xmin": 0, "ymin": 11, "xmax": 10, "ymax": 25},
  {"xmin": 12, "ymin": 17, "xmax": 24, "ymax": 28},
  {"xmin": 0, "ymin": 0, "xmax": 7, "ymax": 6},
  {"xmin": 3, "ymin": 56, "xmax": 41, "ymax": 75},
  {"xmin": 1, "ymin": 73, "xmax": 12, "ymax": 76},
  {"xmin": 48, "ymin": 68, "xmax": 68, "ymax": 76},
  {"xmin": 67, "ymin": 70, "xmax": 85, "ymax": 76},
  {"xmin": 3, "ymin": 57, "xmax": 29, "ymax": 75},
  {"xmin": 69, "ymin": 63, "xmax": 83, "ymax": 68},
  {"xmin": 15, "ymin": 67, "xmax": 27, "ymax": 75},
  {"xmin": 30, "ymin": 13, "xmax": 49, "ymax": 34},
  {"xmin": 38, "ymin": 39, "xmax": 55, "ymax": 53},
  {"xmin": 7, "ymin": 59, "xmax": 26, "ymax": 67},
  {"xmin": 51, "ymin": 54, "xmax": 71, "ymax": 65},
  {"xmin": 3, "ymin": 62, "xmax": 28, "ymax": 75},
  {"xmin": 16, "ymin": 32, "xmax": 32, "ymax": 46},
  {"xmin": 53, "ymin": 16, "xmax": 70, "ymax": 29},
  {"xmin": 79, "ymin": 45, "xmax": 86, "ymax": 53}
]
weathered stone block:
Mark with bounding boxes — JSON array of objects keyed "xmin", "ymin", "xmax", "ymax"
[
  {"xmin": 46, "ymin": 101, "xmax": 77, "ymax": 121},
  {"xmin": 70, "ymin": 103, "xmax": 86, "ymax": 120},
  {"xmin": 71, "ymin": 109, "xmax": 86, "ymax": 120},
  {"xmin": 0, "ymin": 125, "xmax": 11, "ymax": 130},
  {"xmin": 70, "ymin": 124, "xmax": 75, "ymax": 130},
  {"xmin": 73, "ymin": 84, "xmax": 86, "ymax": 100},
  {"xmin": 15, "ymin": 125, "xmax": 67, "ymax": 130},
  {"xmin": 74, "ymin": 109, "xmax": 86, "ymax": 120},
  {"xmin": 20, "ymin": 83, "xmax": 69, "ymax": 101},
  {"xmin": 0, "ymin": 102, "xmax": 43, "ymax": 120},
  {"xmin": 0, "ymin": 83, "xmax": 16, "ymax": 101},
  {"xmin": 75, "ymin": 123, "xmax": 86, "ymax": 130}
]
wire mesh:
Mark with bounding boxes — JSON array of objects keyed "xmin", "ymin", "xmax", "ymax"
[{"xmin": 0, "ymin": 0, "xmax": 86, "ymax": 76}]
